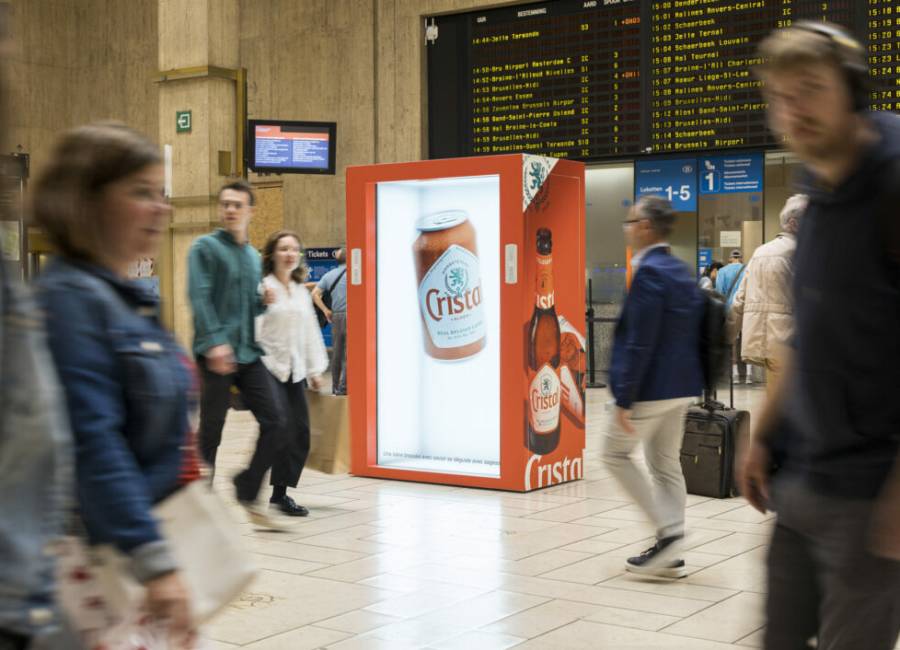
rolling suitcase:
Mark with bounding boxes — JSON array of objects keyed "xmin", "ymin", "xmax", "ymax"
[{"xmin": 680, "ymin": 372, "xmax": 750, "ymax": 498}]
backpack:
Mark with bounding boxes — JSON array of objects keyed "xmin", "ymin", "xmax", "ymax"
[
  {"xmin": 698, "ymin": 287, "xmax": 730, "ymax": 392},
  {"xmin": 314, "ymin": 267, "xmax": 346, "ymax": 328}
]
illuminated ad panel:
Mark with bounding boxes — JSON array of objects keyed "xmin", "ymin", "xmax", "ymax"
[{"xmin": 375, "ymin": 176, "xmax": 501, "ymax": 477}]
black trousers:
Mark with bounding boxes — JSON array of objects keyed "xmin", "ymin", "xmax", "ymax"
[
  {"xmin": 0, "ymin": 631, "xmax": 28, "ymax": 650},
  {"xmin": 197, "ymin": 357, "xmax": 286, "ymax": 502},
  {"xmin": 270, "ymin": 378, "xmax": 311, "ymax": 488},
  {"xmin": 766, "ymin": 475, "xmax": 900, "ymax": 650}
]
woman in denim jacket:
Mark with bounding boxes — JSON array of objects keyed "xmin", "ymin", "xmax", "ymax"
[{"xmin": 33, "ymin": 124, "xmax": 195, "ymax": 647}]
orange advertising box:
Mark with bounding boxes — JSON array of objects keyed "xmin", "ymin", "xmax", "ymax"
[{"xmin": 346, "ymin": 154, "xmax": 585, "ymax": 491}]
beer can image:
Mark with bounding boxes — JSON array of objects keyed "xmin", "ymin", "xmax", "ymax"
[{"xmin": 413, "ymin": 210, "xmax": 487, "ymax": 360}]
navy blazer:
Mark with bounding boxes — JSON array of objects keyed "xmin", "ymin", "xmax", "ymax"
[{"xmin": 609, "ymin": 247, "xmax": 704, "ymax": 409}]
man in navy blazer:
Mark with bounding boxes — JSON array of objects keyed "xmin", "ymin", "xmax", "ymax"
[{"xmin": 604, "ymin": 195, "xmax": 704, "ymax": 578}]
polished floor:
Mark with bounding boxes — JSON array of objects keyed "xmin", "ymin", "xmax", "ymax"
[{"xmin": 201, "ymin": 385, "xmax": 838, "ymax": 649}]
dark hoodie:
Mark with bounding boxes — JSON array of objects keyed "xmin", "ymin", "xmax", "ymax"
[{"xmin": 780, "ymin": 111, "xmax": 900, "ymax": 499}]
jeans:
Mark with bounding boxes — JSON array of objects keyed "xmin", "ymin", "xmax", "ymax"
[
  {"xmin": 331, "ymin": 312, "xmax": 347, "ymax": 395},
  {"xmin": 197, "ymin": 357, "xmax": 286, "ymax": 502},
  {"xmin": 766, "ymin": 475, "xmax": 900, "ymax": 650},
  {"xmin": 602, "ymin": 397, "xmax": 694, "ymax": 539}
]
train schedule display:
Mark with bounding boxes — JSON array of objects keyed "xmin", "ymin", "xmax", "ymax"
[{"xmin": 428, "ymin": 0, "xmax": 882, "ymax": 162}]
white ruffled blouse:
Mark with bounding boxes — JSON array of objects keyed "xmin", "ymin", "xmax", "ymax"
[{"xmin": 256, "ymin": 274, "xmax": 329, "ymax": 383}]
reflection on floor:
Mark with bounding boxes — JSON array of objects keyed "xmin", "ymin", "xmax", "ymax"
[{"xmin": 201, "ymin": 385, "xmax": 873, "ymax": 649}]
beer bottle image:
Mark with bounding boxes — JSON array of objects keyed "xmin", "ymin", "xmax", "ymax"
[{"xmin": 527, "ymin": 228, "xmax": 561, "ymax": 455}]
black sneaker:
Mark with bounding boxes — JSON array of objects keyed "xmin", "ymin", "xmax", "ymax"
[
  {"xmin": 625, "ymin": 535, "xmax": 687, "ymax": 578},
  {"xmin": 270, "ymin": 495, "xmax": 309, "ymax": 517}
]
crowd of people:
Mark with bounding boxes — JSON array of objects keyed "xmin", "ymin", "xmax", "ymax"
[
  {"xmin": 604, "ymin": 21, "xmax": 900, "ymax": 650},
  {"xmin": 0, "ymin": 124, "xmax": 348, "ymax": 647},
  {"xmin": 0, "ymin": 17, "xmax": 898, "ymax": 650}
]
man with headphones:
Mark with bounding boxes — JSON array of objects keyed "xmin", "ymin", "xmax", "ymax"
[{"xmin": 740, "ymin": 22, "xmax": 900, "ymax": 650}]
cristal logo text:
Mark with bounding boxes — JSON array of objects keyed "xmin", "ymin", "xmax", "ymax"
[
  {"xmin": 531, "ymin": 382, "xmax": 559, "ymax": 411},
  {"xmin": 535, "ymin": 291, "xmax": 555, "ymax": 310},
  {"xmin": 425, "ymin": 285, "xmax": 482, "ymax": 322},
  {"xmin": 525, "ymin": 454, "xmax": 583, "ymax": 490}
]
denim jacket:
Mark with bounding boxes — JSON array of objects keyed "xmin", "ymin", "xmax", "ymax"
[
  {"xmin": 0, "ymin": 261, "xmax": 73, "ymax": 637},
  {"xmin": 37, "ymin": 258, "xmax": 190, "ymax": 584}
]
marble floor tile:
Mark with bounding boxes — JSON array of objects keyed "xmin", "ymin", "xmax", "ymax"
[
  {"xmin": 240, "ymin": 625, "xmax": 351, "ymax": 649},
  {"xmin": 205, "ymin": 572, "xmax": 392, "ymax": 645},
  {"xmin": 414, "ymin": 590, "xmax": 549, "ymax": 628},
  {"xmin": 428, "ymin": 630, "xmax": 526, "ymax": 650},
  {"xmin": 482, "ymin": 599, "xmax": 601, "ymax": 639},
  {"xmin": 207, "ymin": 391, "xmax": 780, "ymax": 648},
  {"xmin": 663, "ymin": 591, "xmax": 765, "ymax": 643},
  {"xmin": 315, "ymin": 610, "xmax": 403, "ymax": 634},
  {"xmin": 512, "ymin": 620, "xmax": 742, "ymax": 649}
]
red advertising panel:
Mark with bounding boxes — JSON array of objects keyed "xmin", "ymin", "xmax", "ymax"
[{"xmin": 346, "ymin": 154, "xmax": 584, "ymax": 491}]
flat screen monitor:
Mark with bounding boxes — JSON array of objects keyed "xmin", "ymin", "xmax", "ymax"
[{"xmin": 248, "ymin": 119, "xmax": 336, "ymax": 175}]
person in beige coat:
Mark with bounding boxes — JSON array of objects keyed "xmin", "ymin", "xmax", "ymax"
[{"xmin": 728, "ymin": 194, "xmax": 808, "ymax": 395}]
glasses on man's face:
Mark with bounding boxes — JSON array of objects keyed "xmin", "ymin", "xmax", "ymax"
[{"xmin": 622, "ymin": 218, "xmax": 644, "ymax": 228}]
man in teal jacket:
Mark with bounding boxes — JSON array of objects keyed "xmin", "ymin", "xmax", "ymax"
[{"xmin": 188, "ymin": 179, "xmax": 294, "ymax": 525}]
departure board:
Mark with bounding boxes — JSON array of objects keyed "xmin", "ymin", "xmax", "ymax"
[
  {"xmin": 867, "ymin": 0, "xmax": 900, "ymax": 112},
  {"xmin": 649, "ymin": 1, "xmax": 854, "ymax": 153},
  {"xmin": 470, "ymin": 1, "xmax": 640, "ymax": 158},
  {"xmin": 428, "ymin": 0, "xmax": 898, "ymax": 162}
]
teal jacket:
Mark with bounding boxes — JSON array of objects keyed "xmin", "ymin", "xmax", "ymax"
[{"xmin": 188, "ymin": 229, "xmax": 265, "ymax": 363}]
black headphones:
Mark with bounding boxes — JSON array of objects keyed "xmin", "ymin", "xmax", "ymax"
[{"xmin": 791, "ymin": 21, "xmax": 869, "ymax": 112}]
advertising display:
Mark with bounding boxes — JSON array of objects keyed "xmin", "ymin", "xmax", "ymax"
[
  {"xmin": 375, "ymin": 176, "xmax": 501, "ymax": 477},
  {"xmin": 347, "ymin": 154, "xmax": 585, "ymax": 491}
]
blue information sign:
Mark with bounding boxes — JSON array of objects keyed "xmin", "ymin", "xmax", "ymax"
[
  {"xmin": 305, "ymin": 247, "xmax": 341, "ymax": 347},
  {"xmin": 698, "ymin": 247, "xmax": 712, "ymax": 277},
  {"xmin": 635, "ymin": 158, "xmax": 697, "ymax": 211},
  {"xmin": 699, "ymin": 153, "xmax": 764, "ymax": 194}
]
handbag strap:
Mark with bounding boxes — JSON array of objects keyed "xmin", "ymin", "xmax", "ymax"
[{"xmin": 328, "ymin": 266, "xmax": 346, "ymax": 295}]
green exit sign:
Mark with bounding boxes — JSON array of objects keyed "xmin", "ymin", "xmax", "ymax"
[{"xmin": 176, "ymin": 110, "xmax": 192, "ymax": 133}]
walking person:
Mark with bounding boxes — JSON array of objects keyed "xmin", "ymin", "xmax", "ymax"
[
  {"xmin": 257, "ymin": 231, "xmax": 328, "ymax": 517},
  {"xmin": 698, "ymin": 261, "xmax": 723, "ymax": 292},
  {"xmin": 311, "ymin": 247, "xmax": 348, "ymax": 395},
  {"xmin": 716, "ymin": 249, "xmax": 750, "ymax": 383},
  {"xmin": 603, "ymin": 196, "xmax": 704, "ymax": 578},
  {"xmin": 32, "ymin": 123, "xmax": 197, "ymax": 647},
  {"xmin": 188, "ymin": 179, "xmax": 286, "ymax": 528},
  {"xmin": 0, "ymin": 20, "xmax": 76, "ymax": 647},
  {"xmin": 741, "ymin": 22, "xmax": 900, "ymax": 650},
  {"xmin": 0, "ymin": 206, "xmax": 76, "ymax": 650},
  {"xmin": 728, "ymin": 194, "xmax": 807, "ymax": 397}
]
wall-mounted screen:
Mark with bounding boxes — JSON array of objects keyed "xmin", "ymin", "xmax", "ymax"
[{"xmin": 248, "ymin": 119, "xmax": 336, "ymax": 175}]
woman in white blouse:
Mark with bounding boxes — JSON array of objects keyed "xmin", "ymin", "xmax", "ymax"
[{"xmin": 257, "ymin": 230, "xmax": 328, "ymax": 516}]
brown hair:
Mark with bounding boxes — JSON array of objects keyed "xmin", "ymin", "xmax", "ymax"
[
  {"xmin": 31, "ymin": 122, "xmax": 162, "ymax": 263},
  {"xmin": 755, "ymin": 24, "xmax": 868, "ymax": 110},
  {"xmin": 262, "ymin": 230, "xmax": 306, "ymax": 283},
  {"xmin": 218, "ymin": 178, "xmax": 256, "ymax": 206},
  {"xmin": 756, "ymin": 28, "xmax": 845, "ymax": 74}
]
